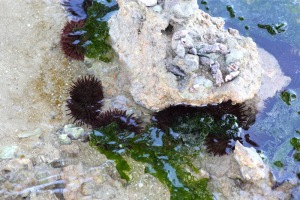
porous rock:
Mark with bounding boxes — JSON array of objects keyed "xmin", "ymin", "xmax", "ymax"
[{"xmin": 109, "ymin": 0, "xmax": 263, "ymax": 111}]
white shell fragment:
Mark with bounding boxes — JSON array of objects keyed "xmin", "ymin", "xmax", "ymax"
[{"xmin": 225, "ymin": 71, "xmax": 240, "ymax": 82}]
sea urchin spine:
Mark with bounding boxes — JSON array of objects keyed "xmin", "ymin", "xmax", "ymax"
[{"xmin": 66, "ymin": 75, "xmax": 104, "ymax": 125}]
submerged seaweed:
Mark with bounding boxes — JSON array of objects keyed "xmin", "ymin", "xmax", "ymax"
[
  {"xmin": 60, "ymin": 0, "xmax": 118, "ymax": 62},
  {"xmin": 90, "ymin": 123, "xmax": 213, "ymax": 199},
  {"xmin": 78, "ymin": 0, "xmax": 119, "ymax": 62}
]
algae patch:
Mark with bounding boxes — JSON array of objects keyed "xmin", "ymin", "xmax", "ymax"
[
  {"xmin": 80, "ymin": 1, "xmax": 118, "ymax": 62},
  {"xmin": 90, "ymin": 122, "xmax": 213, "ymax": 200}
]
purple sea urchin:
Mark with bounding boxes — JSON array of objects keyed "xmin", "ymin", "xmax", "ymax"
[
  {"xmin": 91, "ymin": 109, "xmax": 143, "ymax": 134},
  {"xmin": 60, "ymin": 20, "xmax": 85, "ymax": 60},
  {"xmin": 66, "ymin": 75, "xmax": 104, "ymax": 125},
  {"xmin": 206, "ymin": 100, "xmax": 256, "ymax": 130},
  {"xmin": 205, "ymin": 134, "xmax": 243, "ymax": 156},
  {"xmin": 152, "ymin": 104, "xmax": 202, "ymax": 131},
  {"xmin": 61, "ymin": 0, "xmax": 93, "ymax": 21}
]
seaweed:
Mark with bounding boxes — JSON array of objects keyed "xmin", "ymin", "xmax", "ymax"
[
  {"xmin": 79, "ymin": 1, "xmax": 119, "ymax": 62},
  {"xmin": 226, "ymin": 5, "xmax": 236, "ymax": 18},
  {"xmin": 280, "ymin": 90, "xmax": 297, "ymax": 106},
  {"xmin": 90, "ymin": 123, "xmax": 213, "ymax": 199},
  {"xmin": 290, "ymin": 137, "xmax": 300, "ymax": 151},
  {"xmin": 257, "ymin": 23, "xmax": 287, "ymax": 35},
  {"xmin": 273, "ymin": 161, "xmax": 284, "ymax": 168},
  {"xmin": 293, "ymin": 152, "xmax": 300, "ymax": 162}
]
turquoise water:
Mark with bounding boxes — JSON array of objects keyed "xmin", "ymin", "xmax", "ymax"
[{"xmin": 198, "ymin": 0, "xmax": 300, "ymax": 181}]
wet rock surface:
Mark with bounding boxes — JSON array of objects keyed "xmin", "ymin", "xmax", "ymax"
[{"xmin": 199, "ymin": 142, "xmax": 295, "ymax": 200}]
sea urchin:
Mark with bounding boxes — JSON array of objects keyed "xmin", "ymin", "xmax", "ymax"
[
  {"xmin": 60, "ymin": 20, "xmax": 85, "ymax": 60},
  {"xmin": 66, "ymin": 75, "xmax": 104, "ymax": 125},
  {"xmin": 91, "ymin": 109, "xmax": 143, "ymax": 135}
]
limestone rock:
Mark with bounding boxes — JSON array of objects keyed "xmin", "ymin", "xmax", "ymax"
[
  {"xmin": 109, "ymin": 0, "xmax": 263, "ymax": 111},
  {"xmin": 234, "ymin": 141, "xmax": 268, "ymax": 181}
]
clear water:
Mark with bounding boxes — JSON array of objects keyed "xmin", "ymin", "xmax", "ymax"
[{"xmin": 198, "ymin": 0, "xmax": 300, "ymax": 181}]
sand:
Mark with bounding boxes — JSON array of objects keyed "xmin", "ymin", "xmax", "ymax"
[{"xmin": 0, "ymin": 0, "xmax": 86, "ymax": 159}]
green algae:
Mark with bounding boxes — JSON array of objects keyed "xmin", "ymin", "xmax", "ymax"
[
  {"xmin": 80, "ymin": 1, "xmax": 118, "ymax": 62},
  {"xmin": 293, "ymin": 152, "xmax": 300, "ymax": 162},
  {"xmin": 273, "ymin": 161, "xmax": 284, "ymax": 168},
  {"xmin": 290, "ymin": 137, "xmax": 300, "ymax": 151},
  {"xmin": 89, "ymin": 109, "xmax": 246, "ymax": 199},
  {"xmin": 90, "ymin": 122, "xmax": 213, "ymax": 199},
  {"xmin": 257, "ymin": 22, "xmax": 287, "ymax": 35},
  {"xmin": 226, "ymin": 5, "xmax": 236, "ymax": 18},
  {"xmin": 280, "ymin": 90, "xmax": 297, "ymax": 106}
]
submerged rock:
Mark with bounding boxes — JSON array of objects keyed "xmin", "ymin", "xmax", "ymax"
[
  {"xmin": 201, "ymin": 142, "xmax": 294, "ymax": 200},
  {"xmin": 109, "ymin": 0, "xmax": 263, "ymax": 111}
]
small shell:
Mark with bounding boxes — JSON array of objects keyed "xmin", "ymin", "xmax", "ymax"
[
  {"xmin": 226, "ymin": 63, "xmax": 239, "ymax": 73},
  {"xmin": 225, "ymin": 71, "xmax": 240, "ymax": 82},
  {"xmin": 210, "ymin": 62, "xmax": 224, "ymax": 87},
  {"xmin": 167, "ymin": 64, "xmax": 186, "ymax": 77},
  {"xmin": 214, "ymin": 70, "xmax": 224, "ymax": 87}
]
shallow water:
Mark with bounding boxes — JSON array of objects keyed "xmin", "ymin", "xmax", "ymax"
[{"xmin": 198, "ymin": 0, "xmax": 300, "ymax": 181}]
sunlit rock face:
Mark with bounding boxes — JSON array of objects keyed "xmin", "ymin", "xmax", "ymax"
[{"xmin": 109, "ymin": 0, "xmax": 263, "ymax": 111}]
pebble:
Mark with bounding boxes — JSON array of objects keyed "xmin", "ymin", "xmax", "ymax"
[
  {"xmin": 18, "ymin": 128, "xmax": 42, "ymax": 138},
  {"xmin": 184, "ymin": 54, "xmax": 199, "ymax": 72},
  {"xmin": 175, "ymin": 43, "xmax": 186, "ymax": 58},
  {"xmin": 63, "ymin": 124, "xmax": 84, "ymax": 140},
  {"xmin": 0, "ymin": 145, "xmax": 19, "ymax": 159},
  {"xmin": 59, "ymin": 134, "xmax": 72, "ymax": 145}
]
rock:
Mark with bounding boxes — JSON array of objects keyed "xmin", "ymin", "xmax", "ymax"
[
  {"xmin": 17, "ymin": 128, "xmax": 42, "ymax": 138},
  {"xmin": 63, "ymin": 124, "xmax": 84, "ymax": 140},
  {"xmin": 109, "ymin": 0, "xmax": 263, "ymax": 111},
  {"xmin": 138, "ymin": 0, "xmax": 157, "ymax": 7},
  {"xmin": 59, "ymin": 134, "xmax": 72, "ymax": 145},
  {"xmin": 233, "ymin": 141, "xmax": 268, "ymax": 181},
  {"xmin": 184, "ymin": 54, "xmax": 199, "ymax": 72},
  {"xmin": 0, "ymin": 145, "xmax": 19, "ymax": 159}
]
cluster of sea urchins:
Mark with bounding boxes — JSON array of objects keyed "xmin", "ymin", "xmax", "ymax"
[
  {"xmin": 67, "ymin": 76, "xmax": 142, "ymax": 135},
  {"xmin": 152, "ymin": 101, "xmax": 258, "ymax": 156},
  {"xmin": 60, "ymin": 0, "xmax": 93, "ymax": 60}
]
